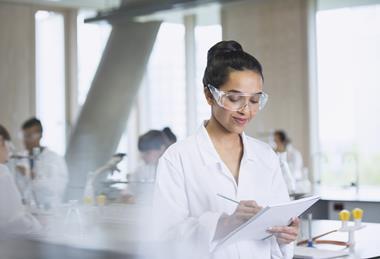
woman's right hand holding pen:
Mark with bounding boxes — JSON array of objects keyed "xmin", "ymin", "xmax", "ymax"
[
  {"xmin": 214, "ymin": 200, "xmax": 262, "ymax": 240},
  {"xmin": 229, "ymin": 200, "xmax": 262, "ymax": 227}
]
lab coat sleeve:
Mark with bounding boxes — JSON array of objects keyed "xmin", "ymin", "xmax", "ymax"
[
  {"xmin": 0, "ymin": 167, "xmax": 41, "ymax": 235},
  {"xmin": 153, "ymin": 156, "xmax": 223, "ymax": 254},
  {"xmin": 269, "ymin": 155, "xmax": 294, "ymax": 259},
  {"xmin": 33, "ymin": 154, "xmax": 68, "ymax": 201}
]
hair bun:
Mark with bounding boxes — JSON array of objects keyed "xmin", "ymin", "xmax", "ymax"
[
  {"xmin": 162, "ymin": 127, "xmax": 177, "ymax": 144},
  {"xmin": 207, "ymin": 40, "xmax": 243, "ymax": 63}
]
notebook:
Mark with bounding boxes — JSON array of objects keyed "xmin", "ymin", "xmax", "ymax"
[
  {"xmin": 212, "ymin": 195, "xmax": 320, "ymax": 251},
  {"xmin": 294, "ymin": 246, "xmax": 349, "ymax": 259}
]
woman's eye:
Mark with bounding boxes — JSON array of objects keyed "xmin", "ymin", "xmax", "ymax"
[
  {"xmin": 227, "ymin": 95, "xmax": 240, "ymax": 102},
  {"xmin": 250, "ymin": 96, "xmax": 260, "ymax": 104}
]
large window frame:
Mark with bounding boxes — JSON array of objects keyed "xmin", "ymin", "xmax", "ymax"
[
  {"xmin": 314, "ymin": 1, "xmax": 380, "ymax": 189},
  {"xmin": 34, "ymin": 6, "xmax": 78, "ymax": 155}
]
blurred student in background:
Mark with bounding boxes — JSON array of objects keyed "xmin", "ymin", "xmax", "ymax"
[
  {"xmin": 0, "ymin": 124, "xmax": 40, "ymax": 235},
  {"xmin": 273, "ymin": 130, "xmax": 303, "ymax": 181},
  {"xmin": 13, "ymin": 118, "xmax": 68, "ymax": 208},
  {"xmin": 123, "ymin": 127, "xmax": 176, "ymax": 204}
]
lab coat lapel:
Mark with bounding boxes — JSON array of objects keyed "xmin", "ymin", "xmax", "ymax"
[
  {"xmin": 196, "ymin": 125, "xmax": 237, "ymax": 188},
  {"xmin": 238, "ymin": 133, "xmax": 271, "ymax": 206}
]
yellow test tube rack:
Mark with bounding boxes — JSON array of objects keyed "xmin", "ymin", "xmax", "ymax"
[{"xmin": 338, "ymin": 208, "xmax": 365, "ymax": 250}]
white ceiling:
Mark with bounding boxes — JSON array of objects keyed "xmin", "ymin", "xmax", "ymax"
[{"xmin": 0, "ymin": 0, "xmax": 121, "ymax": 9}]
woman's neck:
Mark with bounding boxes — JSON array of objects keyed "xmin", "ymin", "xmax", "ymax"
[
  {"xmin": 206, "ymin": 117, "xmax": 241, "ymax": 147},
  {"xmin": 276, "ymin": 145, "xmax": 286, "ymax": 153}
]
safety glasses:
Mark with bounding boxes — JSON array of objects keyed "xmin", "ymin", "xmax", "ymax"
[
  {"xmin": 207, "ymin": 84, "xmax": 268, "ymax": 112},
  {"xmin": 5, "ymin": 141, "xmax": 15, "ymax": 156}
]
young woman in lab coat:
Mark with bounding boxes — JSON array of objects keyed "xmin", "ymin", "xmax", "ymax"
[
  {"xmin": 153, "ymin": 41, "xmax": 299, "ymax": 259},
  {"xmin": 0, "ymin": 124, "xmax": 40, "ymax": 235}
]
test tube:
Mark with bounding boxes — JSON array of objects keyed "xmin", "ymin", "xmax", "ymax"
[{"xmin": 307, "ymin": 213, "xmax": 313, "ymax": 247}]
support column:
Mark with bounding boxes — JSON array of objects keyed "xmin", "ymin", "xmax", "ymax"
[{"xmin": 65, "ymin": 21, "xmax": 161, "ymax": 200}]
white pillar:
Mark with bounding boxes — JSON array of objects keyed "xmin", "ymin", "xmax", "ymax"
[{"xmin": 65, "ymin": 21, "xmax": 161, "ymax": 200}]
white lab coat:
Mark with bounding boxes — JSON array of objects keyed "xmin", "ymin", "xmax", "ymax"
[
  {"xmin": 14, "ymin": 148, "xmax": 68, "ymax": 207},
  {"xmin": 153, "ymin": 124, "xmax": 293, "ymax": 259},
  {"xmin": 0, "ymin": 164, "xmax": 41, "ymax": 235},
  {"xmin": 127, "ymin": 163, "xmax": 157, "ymax": 204},
  {"xmin": 285, "ymin": 145, "xmax": 303, "ymax": 180}
]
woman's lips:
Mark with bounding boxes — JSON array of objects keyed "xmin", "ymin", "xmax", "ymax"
[{"xmin": 232, "ymin": 117, "xmax": 248, "ymax": 126}]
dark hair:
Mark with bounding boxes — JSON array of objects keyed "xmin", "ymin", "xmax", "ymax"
[
  {"xmin": 274, "ymin": 130, "xmax": 290, "ymax": 145},
  {"xmin": 203, "ymin": 40, "xmax": 263, "ymax": 89},
  {"xmin": 22, "ymin": 117, "xmax": 43, "ymax": 134},
  {"xmin": 138, "ymin": 128, "xmax": 177, "ymax": 152},
  {"xmin": 0, "ymin": 124, "xmax": 11, "ymax": 141},
  {"xmin": 162, "ymin": 127, "xmax": 177, "ymax": 144}
]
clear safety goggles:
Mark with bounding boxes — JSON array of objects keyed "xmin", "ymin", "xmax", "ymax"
[
  {"xmin": 207, "ymin": 84, "xmax": 268, "ymax": 112},
  {"xmin": 5, "ymin": 141, "xmax": 15, "ymax": 157},
  {"xmin": 18, "ymin": 131, "xmax": 41, "ymax": 141}
]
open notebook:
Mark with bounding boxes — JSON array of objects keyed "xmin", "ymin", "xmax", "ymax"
[{"xmin": 212, "ymin": 195, "xmax": 320, "ymax": 251}]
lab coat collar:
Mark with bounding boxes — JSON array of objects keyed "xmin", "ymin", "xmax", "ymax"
[{"xmin": 196, "ymin": 122, "xmax": 255, "ymax": 166}]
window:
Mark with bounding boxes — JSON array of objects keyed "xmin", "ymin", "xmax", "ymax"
[
  {"xmin": 316, "ymin": 4, "xmax": 380, "ymax": 187},
  {"xmin": 35, "ymin": 10, "xmax": 66, "ymax": 155},
  {"xmin": 195, "ymin": 24, "xmax": 222, "ymax": 125},
  {"xmin": 140, "ymin": 22, "xmax": 187, "ymax": 139},
  {"xmin": 77, "ymin": 10, "xmax": 111, "ymax": 107},
  {"xmin": 118, "ymin": 9, "xmax": 222, "ymax": 172}
]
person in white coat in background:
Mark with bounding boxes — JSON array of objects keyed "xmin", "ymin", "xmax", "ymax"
[
  {"xmin": 123, "ymin": 127, "xmax": 176, "ymax": 204},
  {"xmin": 153, "ymin": 41, "xmax": 299, "ymax": 259},
  {"xmin": 13, "ymin": 118, "xmax": 68, "ymax": 208},
  {"xmin": 0, "ymin": 124, "xmax": 40, "ymax": 235},
  {"xmin": 273, "ymin": 130, "xmax": 304, "ymax": 181}
]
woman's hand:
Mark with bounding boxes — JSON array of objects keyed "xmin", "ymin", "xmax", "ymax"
[
  {"xmin": 229, "ymin": 200, "xmax": 262, "ymax": 227},
  {"xmin": 214, "ymin": 200, "xmax": 262, "ymax": 240},
  {"xmin": 267, "ymin": 217, "xmax": 300, "ymax": 244}
]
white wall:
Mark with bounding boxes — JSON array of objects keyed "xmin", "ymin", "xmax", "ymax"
[
  {"xmin": 0, "ymin": 3, "xmax": 36, "ymax": 149},
  {"xmin": 222, "ymin": 0, "xmax": 312, "ymax": 167}
]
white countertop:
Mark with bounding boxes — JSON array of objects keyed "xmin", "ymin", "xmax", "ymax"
[
  {"xmin": 298, "ymin": 220, "xmax": 380, "ymax": 258},
  {"xmin": 315, "ymin": 186, "xmax": 380, "ymax": 202}
]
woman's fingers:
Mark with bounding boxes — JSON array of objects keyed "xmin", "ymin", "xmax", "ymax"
[
  {"xmin": 235, "ymin": 212, "xmax": 259, "ymax": 221},
  {"xmin": 232, "ymin": 200, "xmax": 262, "ymax": 223},
  {"xmin": 268, "ymin": 217, "xmax": 300, "ymax": 244},
  {"xmin": 268, "ymin": 226, "xmax": 298, "ymax": 236},
  {"xmin": 270, "ymin": 230, "xmax": 298, "ymax": 244},
  {"xmin": 290, "ymin": 217, "xmax": 300, "ymax": 227},
  {"xmin": 240, "ymin": 200, "xmax": 259, "ymax": 207},
  {"xmin": 276, "ymin": 230, "xmax": 298, "ymax": 244},
  {"xmin": 238, "ymin": 205, "xmax": 262, "ymax": 214}
]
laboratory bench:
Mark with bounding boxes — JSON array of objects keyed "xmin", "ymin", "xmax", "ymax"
[
  {"xmin": 296, "ymin": 220, "xmax": 380, "ymax": 259},
  {"xmin": 301, "ymin": 186, "xmax": 380, "ymax": 223},
  {"xmin": 2, "ymin": 201, "xmax": 380, "ymax": 259}
]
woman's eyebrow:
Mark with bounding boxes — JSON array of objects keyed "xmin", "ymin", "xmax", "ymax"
[
  {"xmin": 226, "ymin": 89, "xmax": 263, "ymax": 94},
  {"xmin": 226, "ymin": 89, "xmax": 243, "ymax": 93}
]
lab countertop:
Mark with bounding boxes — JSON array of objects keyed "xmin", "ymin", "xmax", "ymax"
[
  {"xmin": 298, "ymin": 220, "xmax": 380, "ymax": 258},
  {"xmin": 315, "ymin": 186, "xmax": 380, "ymax": 202},
  {"xmin": 6, "ymin": 205, "xmax": 380, "ymax": 259}
]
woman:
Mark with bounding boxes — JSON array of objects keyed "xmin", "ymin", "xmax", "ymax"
[
  {"xmin": 274, "ymin": 130, "xmax": 304, "ymax": 181},
  {"xmin": 0, "ymin": 124, "xmax": 40, "ymax": 235},
  {"xmin": 123, "ymin": 127, "xmax": 176, "ymax": 204},
  {"xmin": 153, "ymin": 41, "xmax": 299, "ymax": 258}
]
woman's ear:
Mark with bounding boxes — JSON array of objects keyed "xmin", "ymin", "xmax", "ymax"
[{"xmin": 204, "ymin": 87, "xmax": 214, "ymax": 106}]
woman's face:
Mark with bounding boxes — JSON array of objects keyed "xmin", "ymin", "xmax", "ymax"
[
  {"xmin": 206, "ymin": 70, "xmax": 263, "ymax": 134},
  {"xmin": 140, "ymin": 146, "xmax": 166, "ymax": 165}
]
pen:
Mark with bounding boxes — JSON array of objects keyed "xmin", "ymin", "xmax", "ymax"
[{"xmin": 217, "ymin": 193, "xmax": 239, "ymax": 204}]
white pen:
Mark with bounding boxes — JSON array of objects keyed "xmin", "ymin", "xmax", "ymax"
[{"xmin": 217, "ymin": 193, "xmax": 239, "ymax": 204}]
